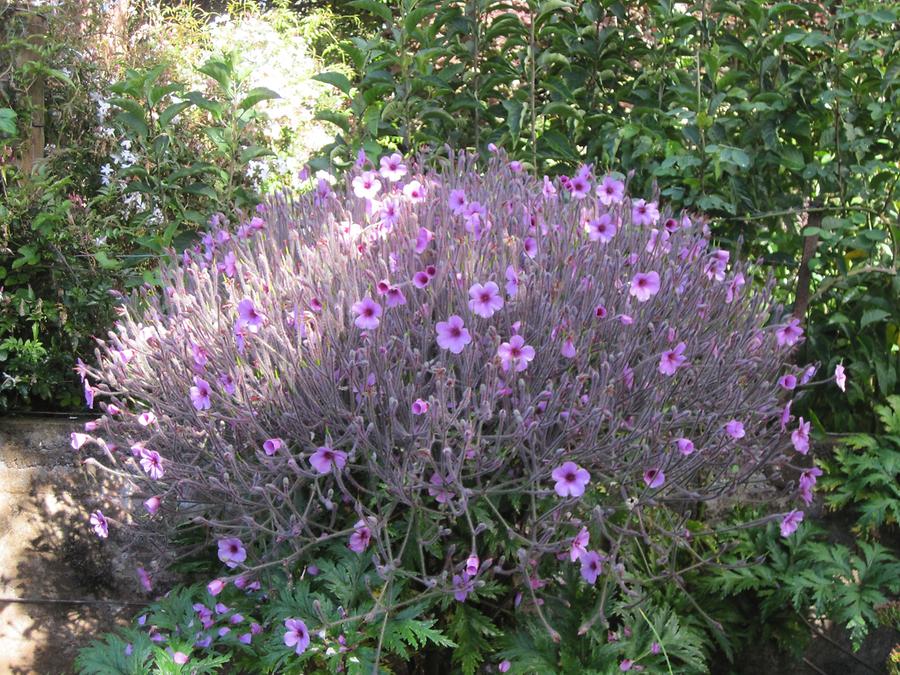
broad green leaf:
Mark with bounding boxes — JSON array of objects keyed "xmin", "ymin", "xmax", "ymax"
[
  {"xmin": 238, "ymin": 87, "xmax": 281, "ymax": 111},
  {"xmin": 860, "ymin": 309, "xmax": 891, "ymax": 329},
  {"xmin": 0, "ymin": 108, "xmax": 17, "ymax": 136},
  {"xmin": 158, "ymin": 101, "xmax": 192, "ymax": 127},
  {"xmin": 349, "ymin": 0, "xmax": 393, "ymax": 24},
  {"xmin": 313, "ymin": 72, "xmax": 353, "ymax": 96}
]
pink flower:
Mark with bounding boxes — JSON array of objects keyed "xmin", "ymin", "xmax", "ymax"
[
  {"xmin": 505, "ymin": 265, "xmax": 519, "ymax": 297},
  {"xmin": 799, "ymin": 466, "xmax": 823, "ymax": 504},
  {"xmin": 631, "ymin": 199, "xmax": 659, "ymax": 226},
  {"xmin": 725, "ymin": 419, "xmax": 746, "ymax": 440},
  {"xmin": 379, "ymin": 153, "xmax": 407, "ymax": 182},
  {"xmin": 436, "ymin": 315, "xmax": 472, "ymax": 354},
  {"xmin": 776, "ymin": 318, "xmax": 804, "ymax": 347},
  {"xmin": 643, "ymin": 468, "xmax": 665, "ymax": 488},
  {"xmin": 705, "ymin": 250, "xmax": 730, "ymax": 281},
  {"xmin": 352, "ymin": 171, "xmax": 381, "ymax": 199},
  {"xmin": 349, "ymin": 519, "xmax": 371, "ymax": 552},
  {"xmin": 172, "ymin": 652, "xmax": 189, "ymax": 665},
  {"xmin": 465, "ymin": 553, "xmax": 480, "ymax": 577},
  {"xmin": 497, "ymin": 335, "xmax": 535, "ymax": 372},
  {"xmin": 137, "ymin": 411, "xmax": 157, "ymax": 426},
  {"xmin": 414, "ymin": 226, "xmax": 433, "ymax": 253},
  {"xmin": 569, "ymin": 527, "xmax": 590, "ymax": 562},
  {"xmin": 561, "ymin": 337, "xmax": 577, "ymax": 359},
  {"xmin": 411, "ymin": 399, "xmax": 429, "ymax": 415},
  {"xmin": 207, "ymin": 578, "xmax": 226, "ymax": 596},
  {"xmin": 404, "ymin": 180, "xmax": 426, "ymax": 202},
  {"xmin": 237, "ymin": 299, "xmax": 265, "ymax": 333},
  {"xmin": 579, "ymin": 550, "xmax": 603, "ymax": 584},
  {"xmin": 780, "ymin": 510, "xmax": 804, "ymax": 537},
  {"xmin": 620, "ymin": 659, "xmax": 634, "ymax": 672},
  {"xmin": 597, "ymin": 176, "xmax": 625, "ymax": 205},
  {"xmin": 137, "ymin": 566, "xmax": 152, "ymax": 592},
  {"xmin": 84, "ymin": 380, "xmax": 95, "ymax": 409},
  {"xmin": 190, "ymin": 377, "xmax": 212, "ymax": 410},
  {"xmin": 791, "ymin": 417, "xmax": 811, "ymax": 454},
  {"xmin": 779, "ymin": 374, "xmax": 797, "ymax": 390},
  {"xmin": 309, "ymin": 446, "xmax": 348, "ymax": 474},
  {"xmin": 499, "ymin": 660, "xmax": 512, "ymax": 673},
  {"xmin": 263, "ymin": 438, "xmax": 284, "ymax": 456},
  {"xmin": 468, "ymin": 282, "xmax": 504, "ymax": 318},
  {"xmin": 675, "ymin": 438, "xmax": 695, "ymax": 455},
  {"xmin": 835, "ymin": 363, "xmax": 846, "ymax": 392},
  {"xmin": 586, "ymin": 214, "xmax": 616, "ymax": 243},
  {"xmin": 542, "ymin": 175, "xmax": 558, "ymax": 200},
  {"xmin": 453, "ymin": 573, "xmax": 473, "ymax": 602},
  {"xmin": 139, "ymin": 449, "xmax": 165, "ymax": 480},
  {"xmin": 449, "ymin": 189, "xmax": 467, "ymax": 214},
  {"xmin": 658, "ymin": 342, "xmax": 687, "ymax": 376},
  {"xmin": 568, "ymin": 174, "xmax": 591, "ymax": 199},
  {"xmin": 378, "ymin": 197, "xmax": 402, "ymax": 229},
  {"xmin": 629, "ymin": 271, "xmax": 660, "ymax": 302},
  {"xmin": 781, "ymin": 400, "xmax": 793, "ymax": 432},
  {"xmin": 70, "ymin": 432, "xmax": 90, "ymax": 450},
  {"xmin": 377, "ymin": 285, "xmax": 403, "ymax": 310},
  {"xmin": 218, "ymin": 538, "xmax": 247, "ymax": 568},
  {"xmin": 726, "ymin": 272, "xmax": 745, "ymax": 303},
  {"xmin": 428, "ymin": 473, "xmax": 453, "ymax": 503},
  {"xmin": 594, "ymin": 304, "xmax": 608, "ymax": 319},
  {"xmin": 523, "ymin": 237, "xmax": 538, "ymax": 258},
  {"xmin": 552, "ymin": 461, "xmax": 590, "ymax": 498},
  {"xmin": 412, "ymin": 271, "xmax": 430, "ymax": 288},
  {"xmin": 283, "ymin": 618, "xmax": 310, "ymax": 655},
  {"xmin": 220, "ymin": 251, "xmax": 237, "ymax": 278},
  {"xmin": 144, "ymin": 496, "xmax": 161, "ymax": 515},
  {"xmin": 353, "ymin": 297, "xmax": 382, "ymax": 330},
  {"xmin": 90, "ymin": 510, "xmax": 109, "ymax": 538}
]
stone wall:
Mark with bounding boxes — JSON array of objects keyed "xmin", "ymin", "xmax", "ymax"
[{"xmin": 0, "ymin": 416, "xmax": 142, "ymax": 674}]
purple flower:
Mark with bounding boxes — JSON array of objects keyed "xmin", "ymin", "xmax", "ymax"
[
  {"xmin": 411, "ymin": 398, "xmax": 429, "ymax": 415},
  {"xmin": 465, "ymin": 553, "xmax": 480, "ymax": 577},
  {"xmin": 453, "ymin": 573, "xmax": 474, "ymax": 602},
  {"xmin": 263, "ymin": 438, "xmax": 284, "ymax": 456},
  {"xmin": 218, "ymin": 538, "xmax": 247, "ymax": 568},
  {"xmin": 137, "ymin": 566, "xmax": 152, "ymax": 592},
  {"xmin": 237, "ymin": 299, "xmax": 265, "ymax": 333},
  {"xmin": 631, "ymin": 199, "xmax": 659, "ymax": 226},
  {"xmin": 220, "ymin": 251, "xmax": 237, "ymax": 278},
  {"xmin": 352, "ymin": 171, "xmax": 381, "ymax": 199},
  {"xmin": 569, "ymin": 527, "xmax": 590, "ymax": 562},
  {"xmin": 658, "ymin": 342, "xmax": 687, "ymax": 376},
  {"xmin": 448, "ymin": 189, "xmax": 467, "ymax": 214},
  {"xmin": 139, "ymin": 449, "xmax": 165, "ymax": 480},
  {"xmin": 568, "ymin": 174, "xmax": 591, "ymax": 199},
  {"xmin": 414, "ymin": 226, "xmax": 433, "ymax": 253},
  {"xmin": 468, "ymin": 282, "xmax": 504, "ymax": 318},
  {"xmin": 499, "ymin": 660, "xmax": 512, "ymax": 673},
  {"xmin": 561, "ymin": 337, "xmax": 577, "ymax": 359},
  {"xmin": 497, "ymin": 335, "xmax": 535, "ymax": 372},
  {"xmin": 353, "ymin": 297, "xmax": 382, "ymax": 330},
  {"xmin": 309, "ymin": 446, "xmax": 348, "ymax": 474},
  {"xmin": 579, "ymin": 550, "xmax": 603, "ymax": 584},
  {"xmin": 791, "ymin": 417, "xmax": 811, "ymax": 454},
  {"xmin": 239, "ymin": 632, "xmax": 252, "ymax": 645},
  {"xmin": 404, "ymin": 180, "xmax": 426, "ymax": 202},
  {"xmin": 586, "ymin": 214, "xmax": 617, "ymax": 243},
  {"xmin": 725, "ymin": 419, "xmax": 746, "ymax": 440},
  {"xmin": 620, "ymin": 659, "xmax": 634, "ymax": 672},
  {"xmin": 779, "ymin": 374, "xmax": 797, "ymax": 390},
  {"xmin": 523, "ymin": 237, "xmax": 538, "ymax": 258},
  {"xmin": 283, "ymin": 618, "xmax": 310, "ymax": 655},
  {"xmin": 412, "ymin": 270, "xmax": 430, "ymax": 288},
  {"xmin": 643, "ymin": 468, "xmax": 665, "ymax": 489},
  {"xmin": 349, "ymin": 519, "xmax": 371, "ymax": 553},
  {"xmin": 90, "ymin": 510, "xmax": 109, "ymax": 538},
  {"xmin": 84, "ymin": 380, "xmax": 95, "ymax": 409},
  {"xmin": 726, "ymin": 272, "xmax": 745, "ymax": 303},
  {"xmin": 379, "ymin": 153, "xmax": 407, "ymax": 182},
  {"xmin": 505, "ymin": 265, "xmax": 519, "ymax": 297},
  {"xmin": 596, "ymin": 175, "xmax": 625, "ymax": 205},
  {"xmin": 780, "ymin": 510, "xmax": 804, "ymax": 537},
  {"xmin": 137, "ymin": 411, "xmax": 157, "ymax": 426},
  {"xmin": 835, "ymin": 363, "xmax": 846, "ymax": 392},
  {"xmin": 799, "ymin": 466, "xmax": 823, "ymax": 505},
  {"xmin": 776, "ymin": 318, "xmax": 804, "ymax": 347},
  {"xmin": 428, "ymin": 473, "xmax": 453, "ymax": 503},
  {"xmin": 190, "ymin": 377, "xmax": 212, "ymax": 410},
  {"xmin": 144, "ymin": 495, "xmax": 161, "ymax": 514},
  {"xmin": 436, "ymin": 315, "xmax": 472, "ymax": 354},
  {"xmin": 70, "ymin": 432, "xmax": 90, "ymax": 450},
  {"xmin": 172, "ymin": 652, "xmax": 189, "ymax": 665},
  {"xmin": 675, "ymin": 437, "xmax": 695, "ymax": 456},
  {"xmin": 207, "ymin": 578, "xmax": 226, "ymax": 596},
  {"xmin": 385, "ymin": 286, "xmax": 407, "ymax": 308},
  {"xmin": 629, "ymin": 271, "xmax": 661, "ymax": 302},
  {"xmin": 552, "ymin": 461, "xmax": 590, "ymax": 498}
]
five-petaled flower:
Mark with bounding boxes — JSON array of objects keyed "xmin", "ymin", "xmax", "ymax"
[
  {"xmin": 552, "ymin": 461, "xmax": 590, "ymax": 498},
  {"xmin": 675, "ymin": 438, "xmax": 695, "ymax": 456},
  {"xmin": 586, "ymin": 214, "xmax": 617, "ymax": 243},
  {"xmin": 90, "ymin": 510, "xmax": 109, "ymax": 538},
  {"xmin": 497, "ymin": 335, "xmax": 535, "ymax": 372},
  {"xmin": 353, "ymin": 297, "xmax": 382, "ymax": 330},
  {"xmin": 776, "ymin": 318, "xmax": 804, "ymax": 347},
  {"xmin": 631, "ymin": 199, "xmax": 659, "ymax": 226},
  {"xmin": 658, "ymin": 342, "xmax": 687, "ymax": 376},
  {"xmin": 352, "ymin": 171, "xmax": 381, "ymax": 200},
  {"xmin": 190, "ymin": 377, "xmax": 212, "ymax": 410},
  {"xmin": 643, "ymin": 468, "xmax": 665, "ymax": 489},
  {"xmin": 468, "ymin": 282, "xmax": 504, "ymax": 318},
  {"xmin": 309, "ymin": 445, "xmax": 348, "ymax": 474},
  {"xmin": 348, "ymin": 519, "xmax": 371, "ymax": 553},
  {"xmin": 569, "ymin": 527, "xmax": 590, "ymax": 562},
  {"xmin": 139, "ymin": 449, "xmax": 165, "ymax": 480},
  {"xmin": 379, "ymin": 153, "xmax": 407, "ymax": 182},
  {"xmin": 791, "ymin": 417, "xmax": 811, "ymax": 454},
  {"xmin": 629, "ymin": 271, "xmax": 660, "ymax": 302},
  {"xmin": 237, "ymin": 299, "xmax": 265, "ymax": 333},
  {"xmin": 579, "ymin": 550, "xmax": 603, "ymax": 584},
  {"xmin": 780, "ymin": 510, "xmax": 804, "ymax": 537},
  {"xmin": 725, "ymin": 419, "xmax": 746, "ymax": 440},
  {"xmin": 218, "ymin": 538, "xmax": 247, "ymax": 568},
  {"xmin": 283, "ymin": 618, "xmax": 311, "ymax": 655},
  {"xmin": 436, "ymin": 315, "xmax": 472, "ymax": 354},
  {"xmin": 428, "ymin": 473, "xmax": 453, "ymax": 503},
  {"xmin": 597, "ymin": 175, "xmax": 625, "ymax": 205}
]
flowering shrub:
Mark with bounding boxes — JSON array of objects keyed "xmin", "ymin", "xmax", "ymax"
[{"xmin": 76, "ymin": 151, "xmax": 817, "ymax": 671}]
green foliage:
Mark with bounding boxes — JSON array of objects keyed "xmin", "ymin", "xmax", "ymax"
[{"xmin": 820, "ymin": 395, "xmax": 900, "ymax": 532}]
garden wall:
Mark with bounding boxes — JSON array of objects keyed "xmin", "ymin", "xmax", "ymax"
[{"xmin": 0, "ymin": 416, "xmax": 142, "ymax": 674}]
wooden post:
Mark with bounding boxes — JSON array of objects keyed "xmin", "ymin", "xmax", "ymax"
[{"xmin": 12, "ymin": 9, "xmax": 46, "ymax": 174}]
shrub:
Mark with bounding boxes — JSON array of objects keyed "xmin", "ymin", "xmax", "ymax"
[{"xmin": 77, "ymin": 151, "xmax": 815, "ymax": 671}]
